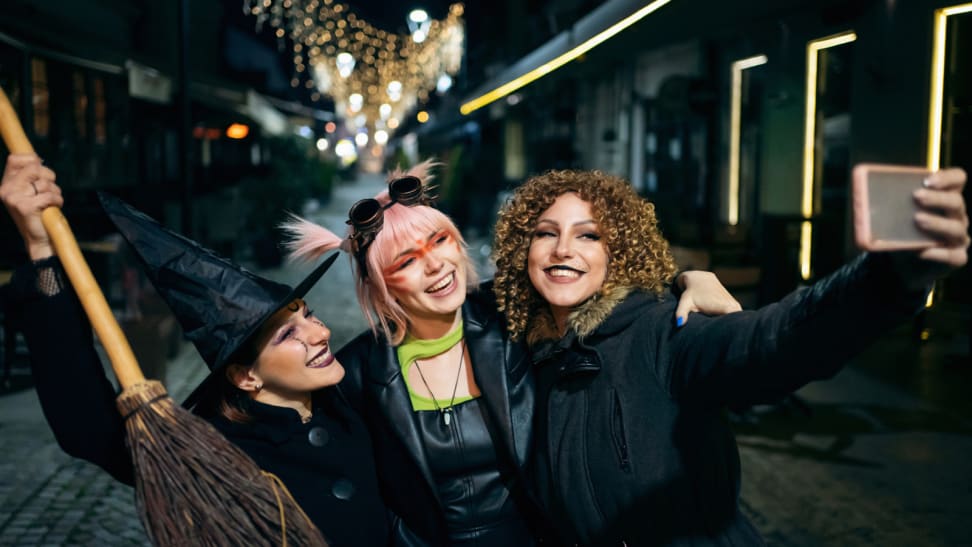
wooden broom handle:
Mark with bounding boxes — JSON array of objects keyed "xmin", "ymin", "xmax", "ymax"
[{"xmin": 0, "ymin": 87, "xmax": 145, "ymax": 388}]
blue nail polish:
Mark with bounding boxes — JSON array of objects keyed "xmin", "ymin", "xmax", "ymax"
[{"xmin": 676, "ymin": 316, "xmax": 685, "ymax": 327}]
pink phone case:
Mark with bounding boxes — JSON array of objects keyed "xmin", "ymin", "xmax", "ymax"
[{"xmin": 852, "ymin": 163, "xmax": 937, "ymax": 251}]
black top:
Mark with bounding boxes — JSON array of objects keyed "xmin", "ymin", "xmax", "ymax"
[
  {"xmin": 417, "ymin": 398, "xmax": 535, "ymax": 545},
  {"xmin": 10, "ymin": 257, "xmax": 391, "ymax": 547}
]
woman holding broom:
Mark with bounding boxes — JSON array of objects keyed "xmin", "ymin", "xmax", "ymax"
[
  {"xmin": 281, "ymin": 160, "xmax": 741, "ymax": 546},
  {"xmin": 0, "ymin": 154, "xmax": 391, "ymax": 546}
]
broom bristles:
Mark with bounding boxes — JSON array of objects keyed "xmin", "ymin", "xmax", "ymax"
[{"xmin": 117, "ymin": 381, "xmax": 329, "ymax": 547}]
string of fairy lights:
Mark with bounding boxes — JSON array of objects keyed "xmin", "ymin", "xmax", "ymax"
[{"xmin": 243, "ymin": 0, "xmax": 464, "ymax": 143}]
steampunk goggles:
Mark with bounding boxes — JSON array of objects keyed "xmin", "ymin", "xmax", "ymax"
[{"xmin": 347, "ymin": 175, "xmax": 433, "ymax": 276}]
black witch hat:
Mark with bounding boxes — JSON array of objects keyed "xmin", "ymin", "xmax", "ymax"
[{"xmin": 98, "ymin": 192, "xmax": 339, "ymax": 409}]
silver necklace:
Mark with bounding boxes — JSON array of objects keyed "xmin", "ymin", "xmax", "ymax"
[{"xmin": 412, "ymin": 339, "xmax": 466, "ymax": 426}]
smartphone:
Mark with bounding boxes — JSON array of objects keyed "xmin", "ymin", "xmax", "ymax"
[{"xmin": 852, "ymin": 163, "xmax": 938, "ymax": 251}]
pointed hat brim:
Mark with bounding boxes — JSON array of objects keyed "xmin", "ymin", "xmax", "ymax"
[{"xmin": 179, "ymin": 251, "xmax": 339, "ymax": 409}]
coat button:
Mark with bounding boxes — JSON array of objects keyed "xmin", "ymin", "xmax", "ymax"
[
  {"xmin": 331, "ymin": 478, "xmax": 355, "ymax": 500},
  {"xmin": 308, "ymin": 426, "xmax": 329, "ymax": 447}
]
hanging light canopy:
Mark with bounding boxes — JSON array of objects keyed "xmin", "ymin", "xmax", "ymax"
[{"xmin": 244, "ymin": 1, "xmax": 465, "ymax": 138}]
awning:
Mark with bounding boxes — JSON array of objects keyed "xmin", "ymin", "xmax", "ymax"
[
  {"xmin": 460, "ymin": 0, "xmax": 673, "ymax": 114},
  {"xmin": 189, "ymin": 82, "xmax": 289, "ymax": 136},
  {"xmin": 0, "ymin": 30, "xmax": 124, "ymax": 74},
  {"xmin": 127, "ymin": 60, "xmax": 172, "ymax": 104}
]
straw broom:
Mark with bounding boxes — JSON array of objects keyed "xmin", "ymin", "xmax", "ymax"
[{"xmin": 0, "ymin": 87, "xmax": 327, "ymax": 547}]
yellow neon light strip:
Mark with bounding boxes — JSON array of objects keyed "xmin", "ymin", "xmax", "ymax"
[
  {"xmin": 799, "ymin": 31, "xmax": 857, "ymax": 280},
  {"xmin": 927, "ymin": 10, "xmax": 948, "ymax": 170},
  {"xmin": 800, "ymin": 221, "xmax": 813, "ymax": 280},
  {"xmin": 728, "ymin": 54, "xmax": 768, "ymax": 226},
  {"xmin": 924, "ymin": 3, "xmax": 972, "ymax": 307},
  {"xmin": 460, "ymin": 0, "xmax": 673, "ymax": 115},
  {"xmin": 927, "ymin": 3, "xmax": 972, "ymax": 170}
]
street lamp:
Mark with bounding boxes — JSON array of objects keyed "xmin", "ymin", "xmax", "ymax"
[
  {"xmin": 436, "ymin": 74, "xmax": 453, "ymax": 93},
  {"xmin": 349, "ymin": 93, "xmax": 363, "ymax": 113},
  {"xmin": 407, "ymin": 9, "xmax": 430, "ymax": 43},
  {"xmin": 336, "ymin": 52, "xmax": 355, "ymax": 78},
  {"xmin": 387, "ymin": 80, "xmax": 403, "ymax": 102}
]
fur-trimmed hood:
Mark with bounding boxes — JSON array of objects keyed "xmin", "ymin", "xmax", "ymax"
[{"xmin": 527, "ymin": 285, "xmax": 637, "ymax": 345}]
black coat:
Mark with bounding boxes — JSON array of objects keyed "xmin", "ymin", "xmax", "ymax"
[
  {"xmin": 528, "ymin": 253, "xmax": 928, "ymax": 546},
  {"xmin": 336, "ymin": 281, "xmax": 548, "ymax": 546},
  {"xmin": 208, "ymin": 395, "xmax": 389, "ymax": 546},
  {"xmin": 10, "ymin": 258, "xmax": 391, "ymax": 547}
]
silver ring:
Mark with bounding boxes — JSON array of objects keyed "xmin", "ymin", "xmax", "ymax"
[{"xmin": 30, "ymin": 181, "xmax": 38, "ymax": 196}]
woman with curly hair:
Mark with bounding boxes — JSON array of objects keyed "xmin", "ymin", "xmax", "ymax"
[
  {"xmin": 281, "ymin": 161, "xmax": 741, "ymax": 546},
  {"xmin": 491, "ymin": 168, "xmax": 969, "ymax": 546}
]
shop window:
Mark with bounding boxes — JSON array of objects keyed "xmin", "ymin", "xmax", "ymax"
[
  {"xmin": 930, "ymin": 6, "xmax": 972, "ymax": 304},
  {"xmin": 727, "ymin": 55, "xmax": 767, "ymax": 228},
  {"xmin": 73, "ymin": 71, "xmax": 88, "ymax": 139},
  {"xmin": 799, "ymin": 32, "xmax": 856, "ymax": 281},
  {"xmin": 938, "ymin": 10, "xmax": 971, "ymax": 173},
  {"xmin": 642, "ymin": 75, "xmax": 713, "ymax": 246},
  {"xmin": 0, "ymin": 44, "xmax": 25, "ymax": 264},
  {"xmin": 0, "ymin": 46, "xmax": 22, "ymax": 155},
  {"xmin": 504, "ymin": 119, "xmax": 525, "ymax": 180},
  {"xmin": 30, "ymin": 58, "xmax": 49, "ymax": 138},
  {"xmin": 812, "ymin": 42, "xmax": 854, "ymax": 279},
  {"xmin": 93, "ymin": 77, "xmax": 106, "ymax": 145}
]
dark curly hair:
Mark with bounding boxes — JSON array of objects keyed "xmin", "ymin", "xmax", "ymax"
[{"xmin": 491, "ymin": 170, "xmax": 677, "ymax": 341}]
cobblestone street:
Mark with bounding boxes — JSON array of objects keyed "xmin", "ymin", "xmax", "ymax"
[{"xmin": 1, "ymin": 172, "xmax": 970, "ymax": 545}]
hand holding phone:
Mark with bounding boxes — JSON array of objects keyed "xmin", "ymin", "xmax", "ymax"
[{"xmin": 853, "ymin": 164, "xmax": 937, "ymax": 251}]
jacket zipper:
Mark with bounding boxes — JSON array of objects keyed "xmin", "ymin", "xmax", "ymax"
[{"xmin": 612, "ymin": 391, "xmax": 631, "ymax": 472}]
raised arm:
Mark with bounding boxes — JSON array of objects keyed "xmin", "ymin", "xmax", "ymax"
[
  {"xmin": 1, "ymin": 154, "xmax": 134, "ymax": 484},
  {"xmin": 664, "ymin": 252, "xmax": 926, "ymax": 405},
  {"xmin": 664, "ymin": 168, "xmax": 968, "ymax": 405}
]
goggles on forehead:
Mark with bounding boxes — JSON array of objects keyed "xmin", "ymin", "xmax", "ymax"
[{"xmin": 347, "ymin": 175, "xmax": 433, "ymax": 276}]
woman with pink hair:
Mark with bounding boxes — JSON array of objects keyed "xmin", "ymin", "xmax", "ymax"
[{"xmin": 282, "ymin": 160, "xmax": 740, "ymax": 546}]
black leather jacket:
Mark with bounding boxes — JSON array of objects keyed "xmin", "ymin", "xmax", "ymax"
[{"xmin": 336, "ymin": 281, "xmax": 548, "ymax": 546}]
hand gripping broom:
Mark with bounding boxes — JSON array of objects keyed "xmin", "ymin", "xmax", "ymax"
[{"xmin": 0, "ymin": 87, "xmax": 327, "ymax": 547}]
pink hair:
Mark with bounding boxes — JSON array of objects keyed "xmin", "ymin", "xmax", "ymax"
[
  {"xmin": 279, "ymin": 213, "xmax": 349, "ymax": 262},
  {"xmin": 278, "ymin": 159, "xmax": 478, "ymax": 345}
]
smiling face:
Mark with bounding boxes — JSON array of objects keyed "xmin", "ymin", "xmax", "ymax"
[
  {"xmin": 381, "ymin": 227, "xmax": 468, "ymax": 323},
  {"xmin": 527, "ymin": 192, "xmax": 609, "ymax": 329},
  {"xmin": 246, "ymin": 299, "xmax": 345, "ymax": 405}
]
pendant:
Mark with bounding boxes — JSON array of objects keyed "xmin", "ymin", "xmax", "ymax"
[{"xmin": 442, "ymin": 408, "xmax": 452, "ymax": 426}]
